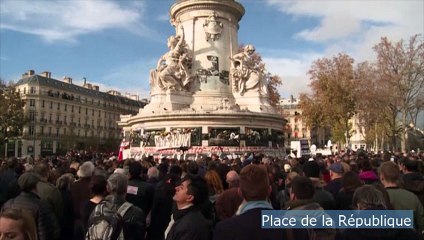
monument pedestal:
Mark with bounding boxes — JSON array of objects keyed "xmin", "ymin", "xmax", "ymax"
[
  {"xmin": 234, "ymin": 92, "xmax": 274, "ymax": 113},
  {"xmin": 144, "ymin": 89, "xmax": 192, "ymax": 112}
]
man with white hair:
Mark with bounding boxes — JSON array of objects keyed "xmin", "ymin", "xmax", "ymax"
[
  {"xmin": 147, "ymin": 166, "xmax": 160, "ymax": 189},
  {"xmin": 71, "ymin": 161, "xmax": 95, "ymax": 239},
  {"xmin": 215, "ymin": 170, "xmax": 243, "ymax": 220}
]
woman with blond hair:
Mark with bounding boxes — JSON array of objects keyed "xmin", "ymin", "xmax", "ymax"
[
  {"xmin": 203, "ymin": 170, "xmax": 224, "ymax": 226},
  {"xmin": 0, "ymin": 208, "xmax": 37, "ymax": 240},
  {"xmin": 204, "ymin": 170, "xmax": 224, "ymax": 203}
]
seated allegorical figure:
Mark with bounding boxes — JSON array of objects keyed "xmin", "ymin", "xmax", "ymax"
[
  {"xmin": 229, "ymin": 44, "xmax": 268, "ymax": 96},
  {"xmin": 150, "ymin": 24, "xmax": 193, "ymax": 91}
]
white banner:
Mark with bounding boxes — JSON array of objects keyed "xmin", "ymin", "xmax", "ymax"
[{"xmin": 154, "ymin": 133, "xmax": 191, "ymax": 148}]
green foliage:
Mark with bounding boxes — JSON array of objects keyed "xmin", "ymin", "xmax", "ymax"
[{"xmin": 0, "ymin": 80, "xmax": 27, "ymax": 143}]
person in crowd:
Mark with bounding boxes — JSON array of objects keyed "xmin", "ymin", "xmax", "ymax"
[
  {"xmin": 204, "ymin": 170, "xmax": 224, "ymax": 204},
  {"xmin": 80, "ymin": 174, "xmax": 108, "ymax": 233},
  {"xmin": 147, "ymin": 166, "xmax": 160, "ymax": 189},
  {"xmin": 0, "ymin": 157, "xmax": 21, "ymax": 206},
  {"xmin": 215, "ymin": 170, "xmax": 243, "ymax": 221},
  {"xmin": 286, "ymin": 176, "xmax": 335, "ymax": 240},
  {"xmin": 2, "ymin": 172, "xmax": 61, "ymax": 240},
  {"xmin": 358, "ymin": 159, "xmax": 379, "ymax": 184},
  {"xmin": 202, "ymin": 170, "xmax": 224, "ymax": 224},
  {"xmin": 399, "ymin": 158, "xmax": 424, "ymax": 206},
  {"xmin": 339, "ymin": 185, "xmax": 420, "ymax": 240},
  {"xmin": 90, "ymin": 173, "xmax": 146, "ymax": 240},
  {"xmin": 56, "ymin": 173, "xmax": 75, "ymax": 240},
  {"xmin": 336, "ymin": 171, "xmax": 363, "ymax": 210},
  {"xmin": 214, "ymin": 164, "xmax": 308, "ymax": 240},
  {"xmin": 147, "ymin": 165, "xmax": 182, "ymax": 240},
  {"xmin": 126, "ymin": 161, "xmax": 154, "ymax": 217},
  {"xmin": 34, "ymin": 163, "xmax": 64, "ymax": 226},
  {"xmin": 0, "ymin": 208, "xmax": 38, "ymax": 240},
  {"xmin": 302, "ymin": 159, "xmax": 336, "ymax": 210},
  {"xmin": 286, "ymin": 176, "xmax": 321, "ymax": 210},
  {"xmin": 380, "ymin": 161, "xmax": 424, "ymax": 233},
  {"xmin": 280, "ymin": 171, "xmax": 299, "ymax": 209},
  {"xmin": 325, "ymin": 162, "xmax": 344, "ymax": 198},
  {"xmin": 70, "ymin": 161, "xmax": 95, "ymax": 240},
  {"xmin": 165, "ymin": 174, "xmax": 212, "ymax": 240}
]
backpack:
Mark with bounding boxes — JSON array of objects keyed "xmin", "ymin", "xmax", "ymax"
[{"xmin": 86, "ymin": 201, "xmax": 133, "ymax": 240}]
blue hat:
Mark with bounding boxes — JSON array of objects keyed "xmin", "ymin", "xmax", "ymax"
[{"xmin": 329, "ymin": 162, "xmax": 344, "ymax": 174}]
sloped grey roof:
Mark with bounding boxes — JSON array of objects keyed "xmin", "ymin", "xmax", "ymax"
[{"xmin": 15, "ymin": 75, "xmax": 146, "ymax": 108}]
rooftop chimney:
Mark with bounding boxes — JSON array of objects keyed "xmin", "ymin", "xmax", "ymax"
[
  {"xmin": 40, "ymin": 71, "xmax": 51, "ymax": 78},
  {"xmin": 63, "ymin": 76, "xmax": 73, "ymax": 84},
  {"xmin": 22, "ymin": 70, "xmax": 35, "ymax": 78}
]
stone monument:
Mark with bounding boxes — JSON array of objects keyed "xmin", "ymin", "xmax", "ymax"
[{"xmin": 118, "ymin": 0, "xmax": 286, "ymax": 159}]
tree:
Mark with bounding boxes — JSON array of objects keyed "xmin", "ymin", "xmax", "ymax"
[
  {"xmin": 302, "ymin": 53, "xmax": 358, "ymax": 148},
  {"xmin": 267, "ymin": 74, "xmax": 282, "ymax": 108},
  {"xmin": 0, "ymin": 79, "xmax": 27, "ymax": 144},
  {"xmin": 373, "ymin": 35, "xmax": 424, "ymax": 152}
]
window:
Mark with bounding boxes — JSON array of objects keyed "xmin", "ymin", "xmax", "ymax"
[
  {"xmin": 64, "ymin": 104, "xmax": 67, "ymax": 111},
  {"xmin": 78, "ymin": 118, "xmax": 81, "ymax": 124},
  {"xmin": 30, "ymin": 87, "xmax": 35, "ymax": 94},
  {"xmin": 42, "ymin": 100, "xmax": 45, "ymax": 108},
  {"xmin": 91, "ymin": 119, "xmax": 94, "ymax": 127},
  {"xmin": 49, "ymin": 114, "xmax": 52, "ymax": 121},
  {"xmin": 92, "ymin": 109, "xmax": 94, "ymax": 116},
  {"xmin": 71, "ymin": 105, "xmax": 74, "ymax": 113},
  {"xmin": 78, "ymin": 107, "xmax": 81, "ymax": 114},
  {"xmin": 98, "ymin": 111, "xmax": 101, "ymax": 117},
  {"xmin": 40, "ymin": 126, "xmax": 44, "ymax": 135},
  {"xmin": 29, "ymin": 111, "xmax": 35, "ymax": 122},
  {"xmin": 56, "ymin": 115, "xmax": 60, "ymax": 121},
  {"xmin": 64, "ymin": 128, "xmax": 67, "ymax": 135},
  {"xmin": 48, "ymin": 127, "xmax": 52, "ymax": 136},
  {"xmin": 85, "ymin": 108, "xmax": 88, "ymax": 115},
  {"xmin": 50, "ymin": 101, "xmax": 53, "ymax": 109},
  {"xmin": 29, "ymin": 99, "xmax": 35, "ymax": 107},
  {"xmin": 71, "ymin": 116, "xmax": 74, "ymax": 123},
  {"xmin": 29, "ymin": 126, "xmax": 34, "ymax": 136},
  {"xmin": 24, "ymin": 88, "xmax": 26, "ymax": 94},
  {"xmin": 78, "ymin": 129, "xmax": 80, "ymax": 136},
  {"xmin": 56, "ymin": 128, "xmax": 60, "ymax": 137},
  {"xmin": 57, "ymin": 103, "xmax": 60, "ymax": 110},
  {"xmin": 40, "ymin": 112, "xmax": 45, "ymax": 121},
  {"xmin": 64, "ymin": 116, "xmax": 67, "ymax": 123}
]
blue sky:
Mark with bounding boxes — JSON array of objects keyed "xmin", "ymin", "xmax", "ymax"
[{"xmin": 1, "ymin": 0, "xmax": 423, "ymax": 99}]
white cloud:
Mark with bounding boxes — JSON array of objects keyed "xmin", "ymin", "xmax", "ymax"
[
  {"xmin": 99, "ymin": 57, "xmax": 157, "ymax": 99},
  {"xmin": 263, "ymin": 0, "xmax": 423, "ymax": 97},
  {"xmin": 0, "ymin": 0, "xmax": 148, "ymax": 42},
  {"xmin": 264, "ymin": 52, "xmax": 322, "ymax": 97},
  {"xmin": 296, "ymin": 13, "xmax": 361, "ymax": 41},
  {"xmin": 156, "ymin": 14, "xmax": 171, "ymax": 22}
]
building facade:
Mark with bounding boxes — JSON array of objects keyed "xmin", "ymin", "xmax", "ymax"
[
  {"xmin": 7, "ymin": 70, "xmax": 147, "ymax": 158},
  {"xmin": 280, "ymin": 96, "xmax": 311, "ymax": 143},
  {"xmin": 280, "ymin": 95, "xmax": 366, "ymax": 152}
]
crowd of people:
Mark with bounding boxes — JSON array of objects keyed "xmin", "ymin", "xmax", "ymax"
[{"xmin": 0, "ymin": 149, "xmax": 423, "ymax": 240}]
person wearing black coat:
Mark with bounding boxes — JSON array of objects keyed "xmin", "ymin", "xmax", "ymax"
[
  {"xmin": 147, "ymin": 166, "xmax": 182, "ymax": 240},
  {"xmin": 213, "ymin": 165, "xmax": 308, "ymax": 240},
  {"xmin": 165, "ymin": 174, "xmax": 211, "ymax": 240},
  {"xmin": 2, "ymin": 172, "xmax": 61, "ymax": 240},
  {"xmin": 126, "ymin": 161, "xmax": 154, "ymax": 215}
]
